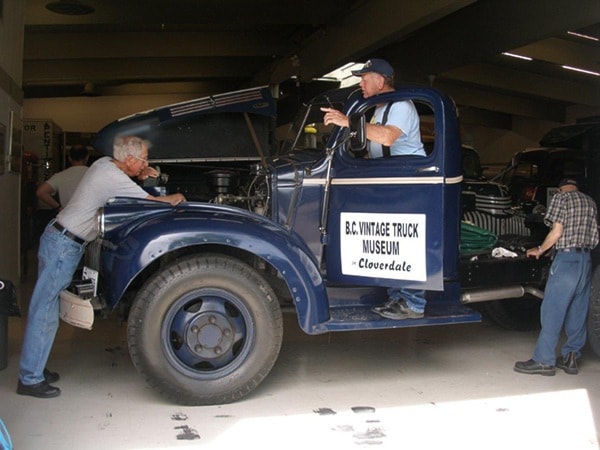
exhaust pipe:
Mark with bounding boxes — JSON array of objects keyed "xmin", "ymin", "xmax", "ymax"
[{"xmin": 461, "ymin": 286, "xmax": 544, "ymax": 304}]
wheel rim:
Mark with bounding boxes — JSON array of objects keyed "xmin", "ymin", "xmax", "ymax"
[{"xmin": 162, "ymin": 288, "xmax": 253, "ymax": 377}]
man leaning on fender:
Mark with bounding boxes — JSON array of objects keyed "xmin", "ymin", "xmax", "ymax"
[{"xmin": 17, "ymin": 136, "xmax": 186, "ymax": 398}]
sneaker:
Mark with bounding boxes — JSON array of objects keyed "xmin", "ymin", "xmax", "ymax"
[
  {"xmin": 371, "ymin": 298, "xmax": 397, "ymax": 314},
  {"xmin": 376, "ymin": 300, "xmax": 424, "ymax": 320}
]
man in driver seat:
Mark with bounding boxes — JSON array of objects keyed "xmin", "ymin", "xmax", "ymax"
[{"xmin": 321, "ymin": 58, "xmax": 427, "ymax": 319}]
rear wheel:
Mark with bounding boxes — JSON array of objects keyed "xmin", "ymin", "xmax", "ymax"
[
  {"xmin": 480, "ymin": 296, "xmax": 541, "ymax": 331},
  {"xmin": 127, "ymin": 254, "xmax": 283, "ymax": 405}
]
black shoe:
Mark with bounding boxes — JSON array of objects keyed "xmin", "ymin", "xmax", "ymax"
[
  {"xmin": 556, "ymin": 352, "xmax": 579, "ymax": 375},
  {"xmin": 43, "ymin": 368, "xmax": 60, "ymax": 384},
  {"xmin": 17, "ymin": 380, "xmax": 61, "ymax": 398},
  {"xmin": 375, "ymin": 300, "xmax": 424, "ymax": 320},
  {"xmin": 371, "ymin": 299, "xmax": 397, "ymax": 314},
  {"xmin": 513, "ymin": 359, "xmax": 555, "ymax": 376}
]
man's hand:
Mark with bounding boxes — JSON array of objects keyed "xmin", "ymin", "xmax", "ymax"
[
  {"xmin": 526, "ymin": 247, "xmax": 543, "ymax": 259},
  {"xmin": 166, "ymin": 193, "xmax": 186, "ymax": 206},
  {"xmin": 137, "ymin": 166, "xmax": 159, "ymax": 181},
  {"xmin": 321, "ymin": 107, "xmax": 349, "ymax": 128}
]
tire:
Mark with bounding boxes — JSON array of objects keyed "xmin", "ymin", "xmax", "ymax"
[
  {"xmin": 480, "ymin": 296, "xmax": 541, "ymax": 331},
  {"xmin": 127, "ymin": 254, "xmax": 283, "ymax": 405},
  {"xmin": 587, "ymin": 266, "xmax": 600, "ymax": 357}
]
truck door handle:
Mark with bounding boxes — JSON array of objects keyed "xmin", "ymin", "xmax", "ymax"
[{"xmin": 417, "ymin": 166, "xmax": 440, "ymax": 173}]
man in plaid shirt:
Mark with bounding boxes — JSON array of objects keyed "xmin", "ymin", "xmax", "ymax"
[{"xmin": 515, "ymin": 177, "xmax": 598, "ymax": 376}]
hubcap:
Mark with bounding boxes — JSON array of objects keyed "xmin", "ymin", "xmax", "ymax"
[{"xmin": 185, "ymin": 312, "xmax": 234, "ymax": 358}]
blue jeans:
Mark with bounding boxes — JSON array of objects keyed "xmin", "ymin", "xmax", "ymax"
[
  {"xmin": 532, "ymin": 250, "xmax": 591, "ymax": 365},
  {"xmin": 387, "ymin": 288, "xmax": 426, "ymax": 313},
  {"xmin": 19, "ymin": 222, "xmax": 86, "ymax": 385}
]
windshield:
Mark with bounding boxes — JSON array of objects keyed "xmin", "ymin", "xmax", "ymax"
[{"xmin": 280, "ymin": 86, "xmax": 360, "ymax": 154}]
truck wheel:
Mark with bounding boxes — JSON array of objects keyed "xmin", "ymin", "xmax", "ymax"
[
  {"xmin": 480, "ymin": 296, "xmax": 541, "ymax": 331},
  {"xmin": 127, "ymin": 254, "xmax": 283, "ymax": 405},
  {"xmin": 587, "ymin": 266, "xmax": 600, "ymax": 357}
]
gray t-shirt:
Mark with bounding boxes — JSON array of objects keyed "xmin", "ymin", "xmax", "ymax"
[
  {"xmin": 46, "ymin": 165, "xmax": 88, "ymax": 207},
  {"xmin": 57, "ymin": 156, "xmax": 149, "ymax": 241}
]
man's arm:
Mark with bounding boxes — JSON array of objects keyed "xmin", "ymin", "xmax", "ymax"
[
  {"xmin": 365, "ymin": 122, "xmax": 402, "ymax": 146},
  {"xmin": 146, "ymin": 193, "xmax": 186, "ymax": 206},
  {"xmin": 36, "ymin": 182, "xmax": 61, "ymax": 210},
  {"xmin": 321, "ymin": 106, "xmax": 402, "ymax": 146},
  {"xmin": 526, "ymin": 221, "xmax": 563, "ymax": 259}
]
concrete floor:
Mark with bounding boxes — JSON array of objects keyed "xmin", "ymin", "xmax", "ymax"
[{"xmin": 1, "ymin": 276, "xmax": 599, "ymax": 449}]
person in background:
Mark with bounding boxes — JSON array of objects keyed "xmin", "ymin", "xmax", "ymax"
[
  {"xmin": 515, "ymin": 177, "xmax": 598, "ymax": 376},
  {"xmin": 321, "ymin": 58, "xmax": 427, "ymax": 320},
  {"xmin": 17, "ymin": 135, "xmax": 186, "ymax": 398},
  {"xmin": 36, "ymin": 144, "xmax": 89, "ymax": 212}
]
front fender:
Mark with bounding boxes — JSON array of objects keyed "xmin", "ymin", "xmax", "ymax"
[{"xmin": 101, "ymin": 203, "xmax": 330, "ymax": 332}]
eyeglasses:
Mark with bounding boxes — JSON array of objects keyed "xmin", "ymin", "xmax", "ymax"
[{"xmin": 130, "ymin": 154, "xmax": 149, "ymax": 163}]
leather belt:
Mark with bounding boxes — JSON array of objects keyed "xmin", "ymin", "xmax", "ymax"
[
  {"xmin": 52, "ymin": 222, "xmax": 87, "ymax": 246},
  {"xmin": 557, "ymin": 247, "xmax": 590, "ymax": 253}
]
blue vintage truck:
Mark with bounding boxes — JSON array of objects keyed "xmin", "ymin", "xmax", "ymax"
[{"xmin": 59, "ymin": 84, "xmax": 596, "ymax": 405}]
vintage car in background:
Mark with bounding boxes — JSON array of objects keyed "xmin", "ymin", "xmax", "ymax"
[{"xmin": 493, "ymin": 122, "xmax": 600, "ymax": 239}]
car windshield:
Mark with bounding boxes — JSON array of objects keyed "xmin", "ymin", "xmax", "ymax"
[{"xmin": 280, "ymin": 86, "xmax": 359, "ymax": 154}]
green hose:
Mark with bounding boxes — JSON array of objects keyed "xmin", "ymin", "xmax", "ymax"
[{"xmin": 460, "ymin": 221, "xmax": 497, "ymax": 254}]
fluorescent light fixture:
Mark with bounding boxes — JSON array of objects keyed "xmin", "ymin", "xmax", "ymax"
[
  {"xmin": 562, "ymin": 65, "xmax": 600, "ymax": 77},
  {"xmin": 501, "ymin": 52, "xmax": 532, "ymax": 61},
  {"xmin": 567, "ymin": 31, "xmax": 599, "ymax": 42},
  {"xmin": 322, "ymin": 62, "xmax": 361, "ymax": 87}
]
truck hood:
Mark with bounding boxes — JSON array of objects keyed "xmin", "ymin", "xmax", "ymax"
[{"xmin": 93, "ymin": 86, "xmax": 276, "ymax": 161}]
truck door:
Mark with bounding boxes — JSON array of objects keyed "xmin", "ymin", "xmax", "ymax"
[{"xmin": 324, "ymin": 92, "xmax": 461, "ymax": 292}]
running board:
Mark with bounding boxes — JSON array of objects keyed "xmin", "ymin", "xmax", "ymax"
[{"xmin": 310, "ymin": 303, "xmax": 481, "ymax": 334}]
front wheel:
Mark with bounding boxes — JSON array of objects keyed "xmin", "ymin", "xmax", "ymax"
[
  {"xmin": 587, "ymin": 266, "xmax": 600, "ymax": 357},
  {"xmin": 127, "ymin": 254, "xmax": 283, "ymax": 405}
]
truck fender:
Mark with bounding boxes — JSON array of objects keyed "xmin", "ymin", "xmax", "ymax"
[{"xmin": 104, "ymin": 210, "xmax": 330, "ymax": 331}]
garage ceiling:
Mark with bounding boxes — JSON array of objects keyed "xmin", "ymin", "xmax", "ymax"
[{"xmin": 23, "ymin": 0, "xmax": 600, "ymax": 126}]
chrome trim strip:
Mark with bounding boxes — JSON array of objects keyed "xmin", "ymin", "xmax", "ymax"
[{"xmin": 303, "ymin": 175, "xmax": 463, "ymax": 186}]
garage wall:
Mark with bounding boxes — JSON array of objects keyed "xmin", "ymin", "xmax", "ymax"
[
  {"xmin": 23, "ymin": 94, "xmax": 200, "ymax": 136},
  {"xmin": 0, "ymin": 1, "xmax": 25, "ymax": 283}
]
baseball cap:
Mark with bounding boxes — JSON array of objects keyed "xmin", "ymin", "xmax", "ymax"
[
  {"xmin": 351, "ymin": 59, "xmax": 394, "ymax": 77},
  {"xmin": 558, "ymin": 177, "xmax": 579, "ymax": 188}
]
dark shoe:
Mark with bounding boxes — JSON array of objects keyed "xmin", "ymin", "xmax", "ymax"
[
  {"xmin": 17, "ymin": 380, "xmax": 61, "ymax": 398},
  {"xmin": 371, "ymin": 299, "xmax": 397, "ymax": 314},
  {"xmin": 556, "ymin": 352, "xmax": 579, "ymax": 375},
  {"xmin": 376, "ymin": 300, "xmax": 424, "ymax": 320},
  {"xmin": 44, "ymin": 368, "xmax": 60, "ymax": 384},
  {"xmin": 513, "ymin": 359, "xmax": 555, "ymax": 376}
]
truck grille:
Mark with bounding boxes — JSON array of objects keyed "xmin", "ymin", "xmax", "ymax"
[{"xmin": 83, "ymin": 238, "xmax": 102, "ymax": 271}]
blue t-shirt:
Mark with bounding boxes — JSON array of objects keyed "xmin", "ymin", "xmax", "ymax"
[{"xmin": 367, "ymin": 100, "xmax": 425, "ymax": 158}]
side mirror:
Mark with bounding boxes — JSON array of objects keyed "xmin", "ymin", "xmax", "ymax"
[{"xmin": 349, "ymin": 114, "xmax": 366, "ymax": 152}]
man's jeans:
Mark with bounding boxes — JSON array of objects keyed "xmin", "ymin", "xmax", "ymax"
[
  {"xmin": 19, "ymin": 222, "xmax": 85, "ymax": 385},
  {"xmin": 533, "ymin": 250, "xmax": 592, "ymax": 365},
  {"xmin": 387, "ymin": 288, "xmax": 426, "ymax": 313}
]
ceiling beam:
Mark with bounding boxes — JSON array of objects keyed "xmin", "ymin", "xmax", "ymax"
[
  {"xmin": 24, "ymin": 31, "xmax": 284, "ymax": 59},
  {"xmin": 23, "ymin": 57, "xmax": 269, "ymax": 85},
  {"xmin": 440, "ymin": 62, "xmax": 600, "ymax": 107},
  {"xmin": 513, "ymin": 37, "xmax": 600, "ymax": 72},
  {"xmin": 434, "ymin": 80, "xmax": 566, "ymax": 123},
  {"xmin": 381, "ymin": 0, "xmax": 600, "ymax": 80},
  {"xmin": 251, "ymin": 0, "xmax": 476, "ymax": 84}
]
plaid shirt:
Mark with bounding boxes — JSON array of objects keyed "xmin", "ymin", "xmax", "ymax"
[{"xmin": 545, "ymin": 190, "xmax": 599, "ymax": 250}]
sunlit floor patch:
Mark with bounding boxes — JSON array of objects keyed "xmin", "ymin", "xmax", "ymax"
[{"xmin": 208, "ymin": 389, "xmax": 598, "ymax": 449}]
